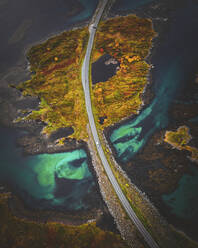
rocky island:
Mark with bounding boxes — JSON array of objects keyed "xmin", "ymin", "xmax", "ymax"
[
  {"xmin": 164, "ymin": 126, "xmax": 198, "ymax": 164},
  {"xmin": 92, "ymin": 15, "xmax": 155, "ymax": 127},
  {"xmin": 1, "ymin": 0, "xmax": 198, "ymax": 247}
]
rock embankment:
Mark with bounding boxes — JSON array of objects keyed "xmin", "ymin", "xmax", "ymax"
[{"xmin": 86, "ymin": 124, "xmax": 146, "ymax": 248}]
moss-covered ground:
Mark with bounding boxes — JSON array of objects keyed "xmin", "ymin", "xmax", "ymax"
[
  {"xmin": 164, "ymin": 126, "xmax": 192, "ymax": 149},
  {"xmin": 0, "ymin": 193, "xmax": 128, "ymax": 248},
  {"xmin": 17, "ymin": 27, "xmax": 89, "ymax": 140},
  {"xmin": 164, "ymin": 126, "xmax": 198, "ymax": 163},
  {"xmin": 92, "ymin": 15, "xmax": 156, "ymax": 127},
  {"xmin": 16, "ymin": 15, "xmax": 155, "ymax": 138},
  {"xmin": 89, "ymin": 15, "xmax": 198, "ymax": 247}
]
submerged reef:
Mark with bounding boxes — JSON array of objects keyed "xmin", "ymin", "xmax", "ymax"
[{"xmin": 92, "ymin": 15, "xmax": 156, "ymax": 127}]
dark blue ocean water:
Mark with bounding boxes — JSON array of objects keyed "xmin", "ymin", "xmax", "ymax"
[
  {"xmin": 110, "ymin": 0, "xmax": 198, "ymax": 224},
  {"xmin": 0, "ymin": 0, "xmax": 98, "ymax": 211},
  {"xmin": 1, "ymin": 0, "xmax": 198, "ymax": 232},
  {"xmin": 0, "ymin": 0, "xmax": 98, "ymax": 74},
  {"xmin": 111, "ymin": 0, "xmax": 153, "ymax": 12},
  {"xmin": 0, "ymin": 128, "xmax": 94, "ymax": 210}
]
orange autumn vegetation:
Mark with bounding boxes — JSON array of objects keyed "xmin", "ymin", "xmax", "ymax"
[
  {"xmin": 0, "ymin": 194, "xmax": 128, "ymax": 248},
  {"xmin": 16, "ymin": 27, "xmax": 89, "ymax": 140},
  {"xmin": 92, "ymin": 15, "xmax": 156, "ymax": 127},
  {"xmin": 164, "ymin": 126, "xmax": 198, "ymax": 163}
]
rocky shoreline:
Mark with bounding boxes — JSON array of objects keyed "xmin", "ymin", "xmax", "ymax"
[
  {"xmin": 86, "ymin": 124, "xmax": 147, "ymax": 247},
  {"xmin": 1, "ymin": 0, "xmax": 198, "ymax": 246},
  {"xmin": 103, "ymin": 0, "xmax": 198, "ymax": 244},
  {"xmin": 0, "ymin": 1, "xmax": 116, "ymax": 232}
]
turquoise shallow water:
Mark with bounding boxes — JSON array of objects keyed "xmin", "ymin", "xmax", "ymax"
[
  {"xmin": 110, "ymin": 52, "xmax": 187, "ymax": 162},
  {"xmin": 0, "ymin": 128, "xmax": 94, "ymax": 210},
  {"xmin": 110, "ymin": 0, "xmax": 198, "ymax": 224},
  {"xmin": 162, "ymin": 166, "xmax": 198, "ymax": 220},
  {"xmin": 0, "ymin": 0, "xmax": 99, "ymax": 211},
  {"xmin": 110, "ymin": 0, "xmax": 198, "ymax": 162}
]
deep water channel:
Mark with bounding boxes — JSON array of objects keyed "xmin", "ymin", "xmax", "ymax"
[{"xmin": 109, "ymin": 0, "xmax": 198, "ymax": 235}]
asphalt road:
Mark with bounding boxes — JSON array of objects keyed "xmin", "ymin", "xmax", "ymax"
[{"xmin": 81, "ymin": 1, "xmax": 160, "ymax": 248}]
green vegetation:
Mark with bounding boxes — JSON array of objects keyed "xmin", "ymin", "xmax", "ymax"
[
  {"xmin": 90, "ymin": 16, "xmax": 198, "ymax": 247},
  {"xmin": 90, "ymin": 14, "xmax": 161, "ymax": 243},
  {"xmin": 96, "ymin": 128, "xmax": 198, "ymax": 248},
  {"xmin": 164, "ymin": 126, "xmax": 198, "ymax": 163},
  {"xmin": 17, "ymin": 27, "xmax": 89, "ymax": 140},
  {"xmin": 0, "ymin": 193, "xmax": 128, "ymax": 248},
  {"xmin": 92, "ymin": 15, "xmax": 156, "ymax": 127},
  {"xmin": 164, "ymin": 126, "xmax": 192, "ymax": 149}
]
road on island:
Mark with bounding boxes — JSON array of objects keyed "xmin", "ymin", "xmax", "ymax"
[{"xmin": 81, "ymin": 1, "xmax": 159, "ymax": 248}]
